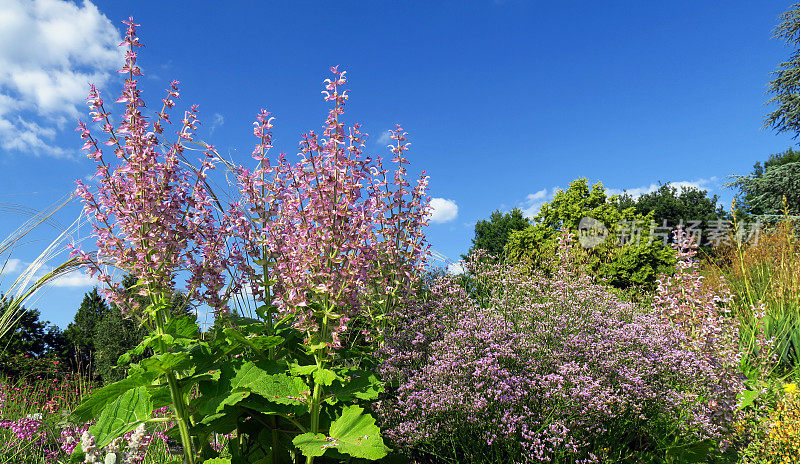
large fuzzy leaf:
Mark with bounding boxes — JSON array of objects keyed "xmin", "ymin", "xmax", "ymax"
[
  {"xmin": 293, "ymin": 406, "xmax": 388, "ymax": 460},
  {"xmin": 246, "ymin": 372, "xmax": 310, "ymax": 405},
  {"xmin": 194, "ymin": 361, "xmax": 309, "ymax": 417},
  {"xmin": 70, "ymin": 369, "xmax": 156, "ymax": 423},
  {"xmin": 89, "ymin": 386, "xmax": 153, "ymax": 448}
]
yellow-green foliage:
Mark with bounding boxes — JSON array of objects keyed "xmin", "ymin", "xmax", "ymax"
[
  {"xmin": 505, "ymin": 178, "xmax": 674, "ymax": 291},
  {"xmin": 741, "ymin": 383, "xmax": 800, "ymax": 464}
]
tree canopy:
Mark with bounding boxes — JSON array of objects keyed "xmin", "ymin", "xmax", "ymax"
[
  {"xmin": 729, "ymin": 148, "xmax": 800, "ymax": 217},
  {"xmin": 765, "ymin": 3, "xmax": 800, "ymax": 137},
  {"xmin": 466, "ymin": 208, "xmax": 529, "ymax": 259},
  {"xmin": 505, "ymin": 179, "xmax": 675, "ymax": 291},
  {"xmin": 615, "ymin": 183, "xmax": 727, "ymax": 230},
  {"xmin": 0, "ymin": 298, "xmax": 65, "ymax": 377}
]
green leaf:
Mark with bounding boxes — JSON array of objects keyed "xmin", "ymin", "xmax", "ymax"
[
  {"xmin": 117, "ymin": 340, "xmax": 147, "ymax": 365},
  {"xmin": 139, "ymin": 352, "xmax": 191, "ymax": 374},
  {"xmin": 70, "ymin": 369, "xmax": 156, "ymax": 423},
  {"xmin": 201, "ymin": 458, "xmax": 231, "ymax": 464},
  {"xmin": 195, "ymin": 384, "xmax": 251, "ymax": 416},
  {"xmin": 68, "ymin": 448, "xmax": 85, "ymax": 464},
  {"xmin": 193, "ymin": 361, "xmax": 308, "ymax": 417},
  {"xmin": 292, "ymin": 405, "xmax": 388, "ymax": 460},
  {"xmin": 289, "ymin": 364, "xmax": 317, "ymax": 376},
  {"xmin": 246, "ymin": 373, "xmax": 310, "ymax": 405},
  {"xmin": 194, "ymin": 363, "xmax": 252, "ymax": 416},
  {"xmin": 89, "ymin": 386, "xmax": 153, "ymax": 448},
  {"xmin": 149, "ymin": 384, "xmax": 173, "ymax": 409},
  {"xmin": 238, "ymin": 397, "xmax": 306, "ymax": 417},
  {"xmin": 306, "ymin": 341, "xmax": 328, "ymax": 353},
  {"xmin": 223, "ymin": 328, "xmax": 283, "ymax": 354},
  {"xmin": 166, "ymin": 314, "xmax": 200, "ymax": 338},
  {"xmin": 738, "ymin": 390, "xmax": 759, "ymax": 410},
  {"xmin": 293, "ymin": 433, "xmax": 328, "ymax": 458},
  {"xmin": 313, "ymin": 368, "xmax": 338, "ymax": 386},
  {"xmin": 328, "ymin": 370, "xmax": 382, "ymax": 402}
]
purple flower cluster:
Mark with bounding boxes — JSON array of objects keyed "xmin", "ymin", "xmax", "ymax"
[
  {"xmin": 230, "ymin": 68, "xmax": 431, "ymax": 340},
  {"xmin": 72, "ymin": 18, "xmax": 235, "ymax": 313},
  {"xmin": 378, "ymin": 234, "xmax": 743, "ymax": 462}
]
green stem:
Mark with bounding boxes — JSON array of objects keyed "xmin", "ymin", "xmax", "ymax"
[
  {"xmin": 154, "ymin": 303, "xmax": 196, "ymax": 464},
  {"xmin": 305, "ymin": 315, "xmax": 329, "ymax": 464},
  {"xmin": 271, "ymin": 415, "xmax": 280, "ymax": 464}
]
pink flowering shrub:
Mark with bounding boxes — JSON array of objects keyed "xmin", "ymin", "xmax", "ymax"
[
  {"xmin": 378, "ymin": 234, "xmax": 743, "ymax": 463},
  {"xmin": 69, "ymin": 17, "xmax": 428, "ymax": 464},
  {"xmin": 230, "ymin": 71, "xmax": 430, "ymax": 344}
]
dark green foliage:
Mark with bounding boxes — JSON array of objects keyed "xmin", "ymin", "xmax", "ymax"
[
  {"xmin": 616, "ymin": 183, "xmax": 727, "ymax": 229},
  {"xmin": 729, "ymin": 148, "xmax": 800, "ymax": 218},
  {"xmin": 93, "ymin": 302, "xmax": 147, "ymax": 383},
  {"xmin": 600, "ymin": 242, "xmax": 676, "ymax": 291},
  {"xmin": 0, "ymin": 299, "xmax": 66, "ymax": 377},
  {"xmin": 754, "ymin": 147, "xmax": 800, "ymax": 176},
  {"xmin": 765, "ymin": 3, "xmax": 800, "ymax": 137},
  {"xmin": 64, "ymin": 288, "xmax": 108, "ymax": 372},
  {"xmin": 465, "ymin": 208, "xmax": 529, "ymax": 259},
  {"xmin": 63, "ymin": 276, "xmax": 193, "ymax": 382}
]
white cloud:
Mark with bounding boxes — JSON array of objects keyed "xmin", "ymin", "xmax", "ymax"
[
  {"xmin": 446, "ymin": 262, "xmax": 465, "ymax": 275},
  {"xmin": 520, "ymin": 187, "xmax": 559, "ymax": 218},
  {"xmin": 428, "ymin": 198, "xmax": 458, "ymax": 223},
  {"xmin": 2, "ymin": 257, "xmax": 101, "ymax": 288},
  {"xmin": 0, "ymin": 0, "xmax": 123, "ymax": 157},
  {"xmin": 210, "ymin": 112, "xmax": 224, "ymax": 133},
  {"xmin": 376, "ymin": 130, "xmax": 392, "ymax": 145},
  {"xmin": 3, "ymin": 258, "xmax": 22, "ymax": 273},
  {"xmin": 49, "ymin": 269, "xmax": 101, "ymax": 288},
  {"xmin": 606, "ymin": 177, "xmax": 717, "ymax": 199}
]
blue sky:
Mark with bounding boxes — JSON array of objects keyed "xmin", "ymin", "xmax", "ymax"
[{"xmin": 0, "ymin": 0, "xmax": 797, "ymax": 328}]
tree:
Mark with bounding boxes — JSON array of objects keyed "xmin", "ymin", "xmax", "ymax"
[
  {"xmin": 466, "ymin": 208, "xmax": 529, "ymax": 259},
  {"xmin": 64, "ymin": 288, "xmax": 108, "ymax": 372},
  {"xmin": 92, "ymin": 302, "xmax": 147, "ymax": 383},
  {"xmin": 0, "ymin": 299, "xmax": 66, "ymax": 377},
  {"xmin": 615, "ymin": 183, "xmax": 728, "ymax": 231},
  {"xmin": 729, "ymin": 148, "xmax": 800, "ymax": 217},
  {"xmin": 506, "ymin": 178, "xmax": 675, "ymax": 291},
  {"xmin": 765, "ymin": 3, "xmax": 800, "ymax": 137},
  {"xmin": 63, "ymin": 276, "xmax": 192, "ymax": 381}
]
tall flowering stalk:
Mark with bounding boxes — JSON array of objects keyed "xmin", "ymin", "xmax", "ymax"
[
  {"xmin": 231, "ymin": 67, "xmax": 430, "ymax": 463},
  {"xmin": 234, "ymin": 69, "xmax": 429, "ymax": 339},
  {"xmin": 71, "ymin": 18, "xmax": 234, "ymax": 464},
  {"xmin": 653, "ymin": 228, "xmax": 740, "ymax": 368}
]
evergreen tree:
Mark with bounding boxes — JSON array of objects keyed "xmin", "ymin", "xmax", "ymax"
[
  {"xmin": 729, "ymin": 148, "xmax": 800, "ymax": 218},
  {"xmin": 93, "ymin": 302, "xmax": 146, "ymax": 383},
  {"xmin": 65, "ymin": 275, "xmax": 195, "ymax": 382},
  {"xmin": 616, "ymin": 183, "xmax": 727, "ymax": 230},
  {"xmin": 765, "ymin": 3, "xmax": 800, "ymax": 137},
  {"xmin": 64, "ymin": 288, "xmax": 108, "ymax": 372}
]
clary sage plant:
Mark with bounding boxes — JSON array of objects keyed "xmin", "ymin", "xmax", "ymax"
[{"xmin": 68, "ymin": 17, "xmax": 429, "ymax": 464}]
